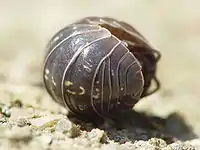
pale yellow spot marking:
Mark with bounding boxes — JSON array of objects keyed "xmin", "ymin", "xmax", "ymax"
[
  {"xmin": 44, "ymin": 74, "xmax": 48, "ymax": 80},
  {"xmin": 111, "ymin": 69, "xmax": 114, "ymax": 76},
  {"xmin": 122, "ymin": 41, "xmax": 128, "ymax": 47},
  {"xmin": 66, "ymin": 90, "xmax": 76, "ymax": 95},
  {"xmin": 45, "ymin": 69, "xmax": 49, "ymax": 75},
  {"xmin": 121, "ymin": 88, "xmax": 124, "ymax": 91},
  {"xmin": 78, "ymin": 104, "xmax": 88, "ymax": 111},
  {"xmin": 79, "ymin": 86, "xmax": 85, "ymax": 95},
  {"xmin": 52, "ymin": 80, "xmax": 56, "ymax": 86},
  {"xmin": 83, "ymin": 65, "xmax": 91, "ymax": 72},
  {"xmin": 65, "ymin": 81, "xmax": 73, "ymax": 86},
  {"xmin": 51, "ymin": 76, "xmax": 56, "ymax": 86},
  {"xmin": 92, "ymin": 93, "xmax": 100, "ymax": 99}
]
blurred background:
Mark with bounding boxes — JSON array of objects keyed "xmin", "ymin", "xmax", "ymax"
[{"xmin": 0, "ymin": 0, "xmax": 199, "ymax": 136}]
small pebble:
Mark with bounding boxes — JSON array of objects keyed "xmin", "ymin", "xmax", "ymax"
[
  {"xmin": 55, "ymin": 118, "xmax": 72, "ymax": 133},
  {"xmin": 35, "ymin": 135, "xmax": 52, "ymax": 148},
  {"xmin": 55, "ymin": 118, "xmax": 80, "ymax": 138},
  {"xmin": 87, "ymin": 128, "xmax": 108, "ymax": 144},
  {"xmin": 186, "ymin": 139, "xmax": 200, "ymax": 149},
  {"xmin": 30, "ymin": 115, "xmax": 62, "ymax": 127},
  {"xmin": 6, "ymin": 126, "xmax": 32, "ymax": 142},
  {"xmin": 0, "ymin": 117, "xmax": 8, "ymax": 123},
  {"xmin": 1, "ymin": 105, "xmax": 11, "ymax": 117},
  {"xmin": 169, "ymin": 142, "xmax": 196, "ymax": 150},
  {"xmin": 51, "ymin": 139, "xmax": 74, "ymax": 150},
  {"xmin": 148, "ymin": 138, "xmax": 167, "ymax": 148},
  {"xmin": 10, "ymin": 99, "xmax": 23, "ymax": 108},
  {"xmin": 16, "ymin": 117, "xmax": 31, "ymax": 127},
  {"xmin": 130, "ymin": 140, "xmax": 155, "ymax": 150},
  {"xmin": 53, "ymin": 131, "xmax": 66, "ymax": 140},
  {"xmin": 102, "ymin": 142, "xmax": 119, "ymax": 150}
]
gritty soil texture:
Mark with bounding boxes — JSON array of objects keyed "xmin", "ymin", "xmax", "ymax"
[{"xmin": 0, "ymin": 84, "xmax": 199, "ymax": 150}]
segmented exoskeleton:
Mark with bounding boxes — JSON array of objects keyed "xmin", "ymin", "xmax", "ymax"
[{"xmin": 43, "ymin": 17, "xmax": 161, "ymax": 118}]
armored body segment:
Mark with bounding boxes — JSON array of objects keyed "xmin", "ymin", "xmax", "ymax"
[{"xmin": 43, "ymin": 16, "xmax": 161, "ymax": 118}]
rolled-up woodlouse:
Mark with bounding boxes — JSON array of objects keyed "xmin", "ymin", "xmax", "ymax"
[{"xmin": 43, "ymin": 17, "xmax": 161, "ymax": 118}]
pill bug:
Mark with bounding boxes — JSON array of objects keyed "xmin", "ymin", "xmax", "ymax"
[{"xmin": 43, "ymin": 17, "xmax": 161, "ymax": 118}]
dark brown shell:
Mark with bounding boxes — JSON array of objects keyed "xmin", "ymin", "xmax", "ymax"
[{"xmin": 43, "ymin": 16, "xmax": 161, "ymax": 118}]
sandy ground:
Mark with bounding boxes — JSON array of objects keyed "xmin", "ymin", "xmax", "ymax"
[{"xmin": 0, "ymin": 0, "xmax": 200, "ymax": 149}]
